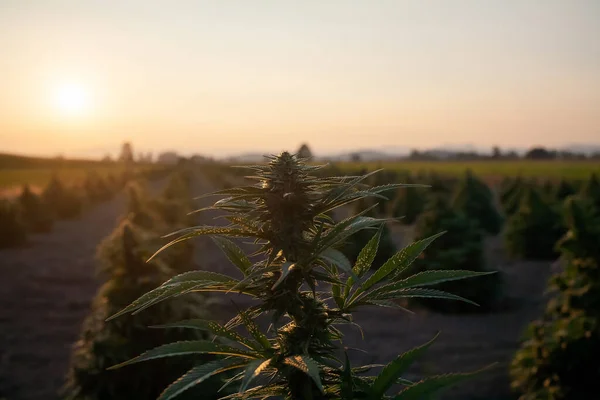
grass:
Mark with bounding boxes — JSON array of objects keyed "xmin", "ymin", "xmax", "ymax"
[{"xmin": 334, "ymin": 160, "xmax": 600, "ymax": 181}]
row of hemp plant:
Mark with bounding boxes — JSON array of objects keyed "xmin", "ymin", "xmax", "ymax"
[
  {"xmin": 108, "ymin": 152, "xmax": 495, "ymax": 400},
  {"xmin": 0, "ymin": 170, "xmax": 133, "ymax": 249},
  {"xmin": 510, "ymin": 196, "xmax": 600, "ymax": 399},
  {"xmin": 63, "ymin": 172, "xmax": 222, "ymax": 400}
]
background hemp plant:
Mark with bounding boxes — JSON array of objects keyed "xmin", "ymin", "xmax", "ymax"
[{"xmin": 108, "ymin": 152, "xmax": 494, "ymax": 400}]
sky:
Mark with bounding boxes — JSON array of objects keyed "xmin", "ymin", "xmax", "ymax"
[{"xmin": 0, "ymin": 0, "xmax": 599, "ymax": 158}]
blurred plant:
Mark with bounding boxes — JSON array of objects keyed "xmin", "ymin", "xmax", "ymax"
[
  {"xmin": 390, "ymin": 175, "xmax": 425, "ymax": 225},
  {"xmin": 504, "ymin": 186, "xmax": 564, "ymax": 260},
  {"xmin": 18, "ymin": 184, "xmax": 54, "ymax": 233},
  {"xmin": 553, "ymin": 179, "xmax": 576, "ymax": 202},
  {"xmin": 511, "ymin": 196, "xmax": 600, "ymax": 399},
  {"xmin": 580, "ymin": 172, "xmax": 600, "ymax": 209},
  {"xmin": 83, "ymin": 172, "xmax": 113, "ymax": 203},
  {"xmin": 413, "ymin": 195, "xmax": 501, "ymax": 312},
  {"xmin": 452, "ymin": 170, "xmax": 503, "ymax": 235},
  {"xmin": 0, "ymin": 199, "xmax": 27, "ymax": 248},
  {"xmin": 500, "ymin": 176, "xmax": 525, "ymax": 217},
  {"xmin": 42, "ymin": 176, "xmax": 83, "ymax": 219},
  {"xmin": 63, "ymin": 219, "xmax": 219, "ymax": 400},
  {"xmin": 108, "ymin": 152, "xmax": 494, "ymax": 400}
]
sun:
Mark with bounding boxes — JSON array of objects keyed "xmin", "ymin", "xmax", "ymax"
[{"xmin": 53, "ymin": 82, "xmax": 90, "ymax": 116}]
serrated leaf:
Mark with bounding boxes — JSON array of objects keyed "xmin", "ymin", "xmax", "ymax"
[
  {"xmin": 319, "ymin": 248, "xmax": 353, "ymax": 274},
  {"xmin": 341, "ymin": 352, "xmax": 353, "ymax": 400},
  {"xmin": 392, "ymin": 364, "xmax": 496, "ymax": 400},
  {"xmin": 149, "ymin": 226, "xmax": 254, "ymax": 261},
  {"xmin": 106, "ymin": 271, "xmax": 239, "ymax": 321},
  {"xmin": 370, "ymin": 333, "xmax": 440, "ymax": 398},
  {"xmin": 271, "ymin": 261, "xmax": 295, "ymax": 290},
  {"xmin": 239, "ymin": 359, "xmax": 271, "ymax": 392},
  {"xmin": 372, "ymin": 288, "xmax": 479, "ymax": 306},
  {"xmin": 353, "ymin": 226, "xmax": 383, "ymax": 277},
  {"xmin": 219, "ymin": 384, "xmax": 286, "ymax": 399},
  {"xmin": 166, "ymin": 270, "xmax": 239, "ymax": 285},
  {"xmin": 150, "ymin": 319, "xmax": 257, "ymax": 350},
  {"xmin": 107, "ymin": 341, "xmax": 259, "ymax": 370},
  {"xmin": 364, "ymin": 300, "xmax": 414, "ymax": 314},
  {"xmin": 283, "ymin": 355, "xmax": 324, "ymax": 393},
  {"xmin": 370, "ymin": 270, "xmax": 497, "ymax": 298},
  {"xmin": 158, "ymin": 359, "xmax": 247, "ymax": 400},
  {"xmin": 361, "ymin": 232, "xmax": 446, "ymax": 291},
  {"xmin": 211, "ymin": 236, "xmax": 252, "ymax": 275},
  {"xmin": 106, "ymin": 281, "xmax": 214, "ymax": 321},
  {"xmin": 239, "ymin": 310, "xmax": 271, "ymax": 350}
]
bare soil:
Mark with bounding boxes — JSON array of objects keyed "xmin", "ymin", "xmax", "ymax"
[
  {"xmin": 0, "ymin": 194, "xmax": 126, "ymax": 400},
  {"xmin": 0, "ymin": 174, "xmax": 553, "ymax": 400}
]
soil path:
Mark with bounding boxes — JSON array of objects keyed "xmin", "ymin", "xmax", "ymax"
[{"xmin": 0, "ymin": 194, "xmax": 126, "ymax": 400}]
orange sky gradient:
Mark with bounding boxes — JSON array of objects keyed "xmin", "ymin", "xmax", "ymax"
[{"xmin": 1, "ymin": 1, "xmax": 599, "ymax": 158}]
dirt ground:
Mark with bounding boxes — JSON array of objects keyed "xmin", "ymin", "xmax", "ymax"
[
  {"xmin": 0, "ymin": 194, "xmax": 126, "ymax": 400},
  {"xmin": 0, "ymin": 173, "xmax": 553, "ymax": 400}
]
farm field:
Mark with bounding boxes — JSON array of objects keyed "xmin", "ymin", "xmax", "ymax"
[
  {"xmin": 0, "ymin": 166, "xmax": 131, "ymax": 194},
  {"xmin": 3, "ymin": 3, "xmax": 599, "ymax": 399},
  {"xmin": 333, "ymin": 160, "xmax": 600, "ymax": 180},
  {"xmin": 0, "ymin": 169, "xmax": 554, "ymax": 400}
]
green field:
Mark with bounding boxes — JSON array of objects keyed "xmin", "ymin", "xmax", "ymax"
[
  {"xmin": 334, "ymin": 160, "xmax": 600, "ymax": 181},
  {"xmin": 0, "ymin": 153, "xmax": 149, "ymax": 195},
  {"xmin": 0, "ymin": 166, "xmax": 132, "ymax": 192}
]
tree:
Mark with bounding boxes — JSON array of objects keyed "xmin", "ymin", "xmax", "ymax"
[
  {"xmin": 511, "ymin": 196, "xmax": 600, "ymax": 399},
  {"xmin": 118, "ymin": 142, "xmax": 134, "ymax": 164},
  {"xmin": 525, "ymin": 147, "xmax": 556, "ymax": 160},
  {"xmin": 297, "ymin": 143, "xmax": 313, "ymax": 159},
  {"xmin": 492, "ymin": 146, "xmax": 502, "ymax": 159}
]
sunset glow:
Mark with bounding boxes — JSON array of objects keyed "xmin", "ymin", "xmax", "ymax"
[
  {"xmin": 52, "ymin": 82, "xmax": 90, "ymax": 117},
  {"xmin": 0, "ymin": 1, "xmax": 598, "ymax": 158}
]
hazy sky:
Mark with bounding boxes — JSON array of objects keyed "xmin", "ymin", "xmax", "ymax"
[{"xmin": 1, "ymin": 1, "xmax": 599, "ymax": 158}]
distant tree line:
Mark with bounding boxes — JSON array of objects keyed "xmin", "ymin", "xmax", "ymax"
[{"xmin": 406, "ymin": 146, "xmax": 600, "ymax": 161}]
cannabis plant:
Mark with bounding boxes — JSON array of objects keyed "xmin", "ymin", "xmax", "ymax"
[
  {"xmin": 414, "ymin": 195, "xmax": 500, "ymax": 312},
  {"xmin": 452, "ymin": 171, "xmax": 502, "ymax": 235},
  {"xmin": 511, "ymin": 196, "xmax": 600, "ymax": 399},
  {"xmin": 18, "ymin": 184, "xmax": 54, "ymax": 233},
  {"xmin": 109, "ymin": 152, "xmax": 494, "ymax": 400},
  {"xmin": 553, "ymin": 179, "xmax": 576, "ymax": 202},
  {"xmin": 0, "ymin": 199, "xmax": 27, "ymax": 248},
  {"xmin": 342, "ymin": 197, "xmax": 397, "ymax": 271},
  {"xmin": 42, "ymin": 176, "xmax": 84, "ymax": 219},
  {"xmin": 580, "ymin": 172, "xmax": 600, "ymax": 209},
  {"xmin": 390, "ymin": 176, "xmax": 425, "ymax": 225},
  {"xmin": 84, "ymin": 171, "xmax": 113, "ymax": 203},
  {"xmin": 505, "ymin": 186, "xmax": 564, "ymax": 260},
  {"xmin": 500, "ymin": 177, "xmax": 525, "ymax": 217},
  {"xmin": 64, "ymin": 220, "xmax": 219, "ymax": 400}
]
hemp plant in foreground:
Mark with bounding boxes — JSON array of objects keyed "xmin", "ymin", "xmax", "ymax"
[{"xmin": 108, "ymin": 152, "xmax": 495, "ymax": 400}]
